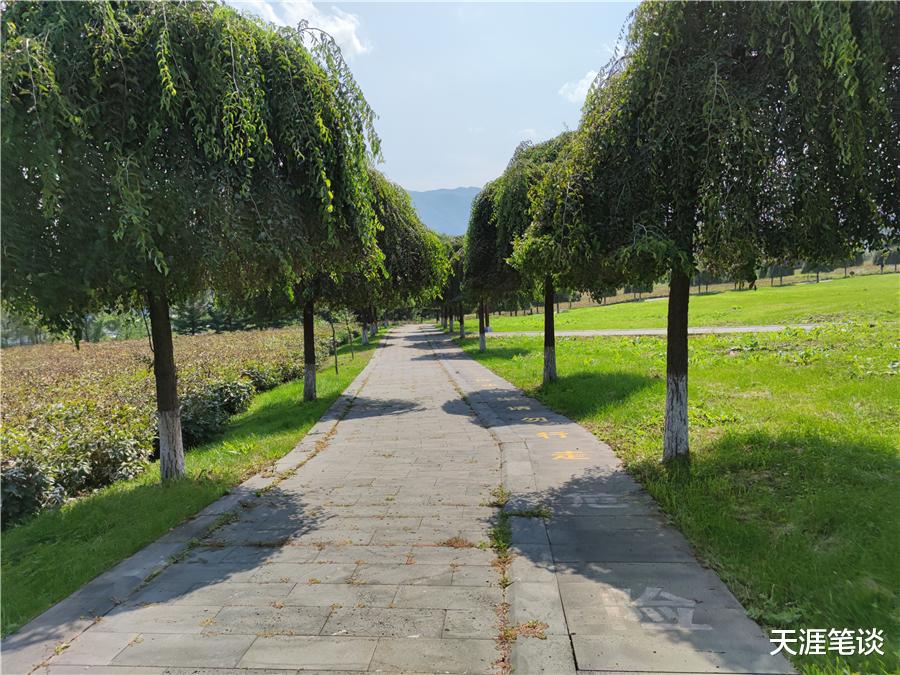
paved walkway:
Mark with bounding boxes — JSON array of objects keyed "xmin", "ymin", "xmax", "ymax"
[
  {"xmin": 488, "ymin": 323, "xmax": 820, "ymax": 338},
  {"xmin": 7, "ymin": 325, "xmax": 792, "ymax": 674}
]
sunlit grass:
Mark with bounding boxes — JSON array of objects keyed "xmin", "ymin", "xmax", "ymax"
[{"xmin": 485, "ymin": 273, "xmax": 899, "ymax": 331}]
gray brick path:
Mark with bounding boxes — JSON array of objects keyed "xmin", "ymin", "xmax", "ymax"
[{"xmin": 5, "ymin": 325, "xmax": 792, "ymax": 674}]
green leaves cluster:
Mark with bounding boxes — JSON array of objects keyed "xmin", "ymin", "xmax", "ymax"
[
  {"xmin": 1, "ymin": 0, "xmax": 381, "ymax": 333},
  {"xmin": 532, "ymin": 1, "xmax": 898, "ymax": 286}
]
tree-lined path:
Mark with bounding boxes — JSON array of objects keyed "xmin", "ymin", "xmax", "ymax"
[{"xmin": 6, "ymin": 326, "xmax": 791, "ymax": 674}]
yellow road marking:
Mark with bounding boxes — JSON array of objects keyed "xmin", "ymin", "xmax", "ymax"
[
  {"xmin": 553, "ymin": 451, "xmax": 588, "ymax": 460},
  {"xmin": 537, "ymin": 431, "xmax": 568, "ymax": 439}
]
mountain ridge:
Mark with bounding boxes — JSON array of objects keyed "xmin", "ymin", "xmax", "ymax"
[{"xmin": 407, "ymin": 186, "xmax": 481, "ymax": 236}]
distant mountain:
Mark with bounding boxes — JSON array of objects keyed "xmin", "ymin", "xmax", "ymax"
[{"xmin": 407, "ymin": 186, "xmax": 481, "ymax": 236}]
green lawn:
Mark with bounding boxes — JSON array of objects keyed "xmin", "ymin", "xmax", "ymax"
[
  {"xmin": 460, "ymin": 323, "xmax": 899, "ymax": 674},
  {"xmin": 486, "ymin": 273, "xmax": 899, "ymax": 331},
  {"xmin": 1, "ymin": 339, "xmax": 378, "ymax": 635}
]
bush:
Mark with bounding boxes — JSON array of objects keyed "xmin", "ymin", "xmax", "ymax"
[
  {"xmin": 0, "ymin": 326, "xmax": 333, "ymax": 527},
  {"xmin": 180, "ymin": 379, "xmax": 254, "ymax": 447}
]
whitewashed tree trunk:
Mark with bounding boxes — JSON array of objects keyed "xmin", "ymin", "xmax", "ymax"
[
  {"xmin": 147, "ymin": 287, "xmax": 186, "ymax": 480},
  {"xmin": 303, "ymin": 299, "xmax": 316, "ymax": 402},
  {"xmin": 663, "ymin": 269, "xmax": 691, "ymax": 461},
  {"xmin": 158, "ymin": 409, "xmax": 185, "ymax": 480},
  {"xmin": 663, "ymin": 372, "xmax": 689, "ymax": 461},
  {"xmin": 542, "ymin": 276, "xmax": 557, "ymax": 385},
  {"xmin": 543, "ymin": 346, "xmax": 556, "ymax": 386},
  {"xmin": 361, "ymin": 324, "xmax": 368, "ymax": 345},
  {"xmin": 304, "ymin": 368, "xmax": 316, "ymax": 402}
]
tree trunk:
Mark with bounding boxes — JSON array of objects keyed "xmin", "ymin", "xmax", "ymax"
[
  {"xmin": 485, "ymin": 305, "xmax": 490, "ymax": 329},
  {"xmin": 543, "ymin": 275, "xmax": 557, "ymax": 386},
  {"xmin": 303, "ymin": 299, "xmax": 316, "ymax": 401},
  {"xmin": 361, "ymin": 320, "xmax": 369, "ymax": 345},
  {"xmin": 330, "ymin": 320, "xmax": 338, "ymax": 374},
  {"xmin": 458, "ymin": 303, "xmax": 465, "ymax": 339},
  {"xmin": 148, "ymin": 288, "xmax": 185, "ymax": 480},
  {"xmin": 816, "ymin": 271, "xmax": 820, "ymax": 283},
  {"xmin": 478, "ymin": 301, "xmax": 486, "ymax": 352},
  {"xmin": 663, "ymin": 269, "xmax": 690, "ymax": 462},
  {"xmin": 449, "ymin": 308, "xmax": 455, "ymax": 332},
  {"xmin": 345, "ymin": 318, "xmax": 355, "ymax": 359}
]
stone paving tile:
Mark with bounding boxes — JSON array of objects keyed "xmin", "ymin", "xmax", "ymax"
[
  {"xmin": 97, "ymin": 604, "xmax": 219, "ymax": 634},
  {"xmin": 284, "ymin": 583, "xmax": 399, "ymax": 608},
  {"xmin": 207, "ymin": 605, "xmax": 331, "ymax": 635},
  {"xmin": 238, "ymin": 636, "xmax": 377, "ymax": 670},
  {"xmin": 369, "ymin": 637, "xmax": 496, "ymax": 673},
  {"xmin": 111, "ymin": 634, "xmax": 256, "ymax": 668},
  {"xmin": 51, "ymin": 631, "xmax": 139, "ymax": 666},
  {"xmin": 441, "ymin": 607, "xmax": 498, "ymax": 639},
  {"xmin": 321, "ymin": 607, "xmax": 446, "ymax": 637}
]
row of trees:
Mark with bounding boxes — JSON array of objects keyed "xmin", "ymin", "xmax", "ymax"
[
  {"xmin": 461, "ymin": 2, "xmax": 897, "ymax": 462},
  {"xmin": 2, "ymin": 2, "xmax": 447, "ymax": 480}
]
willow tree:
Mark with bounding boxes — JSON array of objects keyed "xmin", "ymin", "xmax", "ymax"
[
  {"xmin": 337, "ymin": 169, "xmax": 449, "ymax": 343},
  {"xmin": 535, "ymin": 1, "xmax": 898, "ymax": 460},
  {"xmin": 463, "ymin": 181, "xmax": 502, "ymax": 352},
  {"xmin": 499, "ymin": 134, "xmax": 573, "ymax": 385},
  {"xmin": 436, "ymin": 236, "xmax": 466, "ymax": 336},
  {"xmin": 2, "ymin": 2, "xmax": 379, "ymax": 477}
]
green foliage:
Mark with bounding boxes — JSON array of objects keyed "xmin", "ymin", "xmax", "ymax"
[
  {"xmin": 534, "ymin": 2, "xmax": 898, "ymax": 289},
  {"xmin": 363, "ymin": 169, "xmax": 449, "ymax": 308},
  {"xmin": 464, "ymin": 181, "xmax": 510, "ymax": 302},
  {"xmin": 497, "ymin": 135, "xmax": 573, "ymax": 286},
  {"xmin": 0, "ymin": 327, "xmax": 331, "ymax": 527},
  {"xmin": 437, "ymin": 235, "xmax": 467, "ymax": 309},
  {"xmin": 1, "ymin": 0, "xmax": 381, "ymax": 400}
]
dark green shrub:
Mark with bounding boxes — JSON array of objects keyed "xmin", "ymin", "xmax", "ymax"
[
  {"xmin": 180, "ymin": 379, "xmax": 253, "ymax": 447},
  {"xmin": 0, "ymin": 453, "xmax": 49, "ymax": 528}
]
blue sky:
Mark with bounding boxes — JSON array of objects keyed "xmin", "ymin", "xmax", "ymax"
[{"xmin": 228, "ymin": 2, "xmax": 638, "ymax": 190}]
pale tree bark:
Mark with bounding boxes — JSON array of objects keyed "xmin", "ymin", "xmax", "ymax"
[
  {"xmin": 345, "ymin": 317, "xmax": 355, "ymax": 359},
  {"xmin": 303, "ymin": 299, "xmax": 316, "ymax": 401},
  {"xmin": 663, "ymin": 269, "xmax": 690, "ymax": 461},
  {"xmin": 329, "ymin": 320, "xmax": 338, "ymax": 374},
  {"xmin": 543, "ymin": 275, "xmax": 557, "ymax": 386},
  {"xmin": 148, "ymin": 288, "xmax": 185, "ymax": 480},
  {"xmin": 478, "ymin": 300, "xmax": 486, "ymax": 352},
  {"xmin": 449, "ymin": 308, "xmax": 455, "ymax": 333}
]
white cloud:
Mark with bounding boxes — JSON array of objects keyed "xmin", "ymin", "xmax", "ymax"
[
  {"xmin": 228, "ymin": 1, "xmax": 369, "ymax": 57},
  {"xmin": 558, "ymin": 70, "xmax": 598, "ymax": 104}
]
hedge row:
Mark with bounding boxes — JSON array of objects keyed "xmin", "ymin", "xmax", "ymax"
[{"xmin": 1, "ymin": 327, "xmax": 331, "ymax": 527}]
